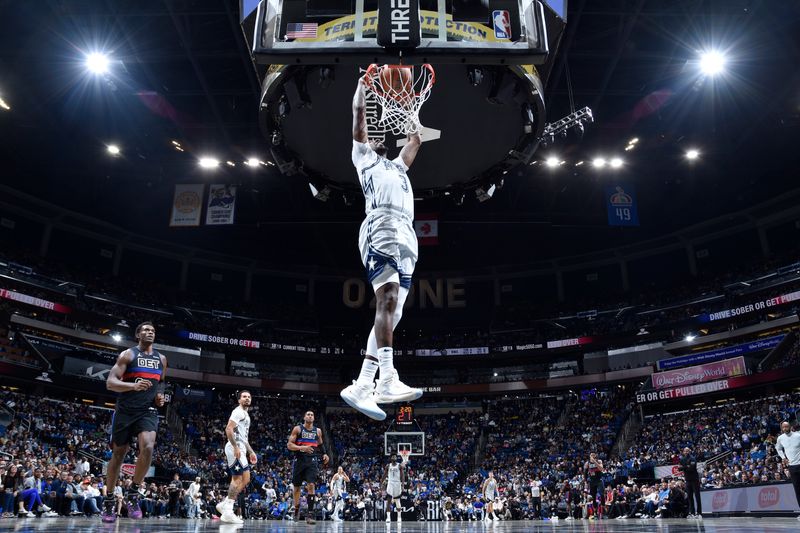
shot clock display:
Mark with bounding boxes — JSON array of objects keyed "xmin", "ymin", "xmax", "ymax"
[{"xmin": 396, "ymin": 404, "xmax": 414, "ymax": 425}]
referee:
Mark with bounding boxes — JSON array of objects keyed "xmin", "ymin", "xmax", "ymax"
[{"xmin": 776, "ymin": 420, "xmax": 800, "ymax": 519}]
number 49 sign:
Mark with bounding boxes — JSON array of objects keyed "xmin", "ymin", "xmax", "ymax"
[{"xmin": 606, "ymin": 185, "xmax": 639, "ymax": 227}]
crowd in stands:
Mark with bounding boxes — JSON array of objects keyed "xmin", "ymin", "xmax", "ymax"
[
  {"xmin": 3, "ymin": 380, "xmax": 800, "ymax": 521},
  {"xmin": 771, "ymin": 334, "xmax": 800, "ymax": 370},
  {"xmin": 621, "ymin": 393, "xmax": 800, "ymax": 487}
]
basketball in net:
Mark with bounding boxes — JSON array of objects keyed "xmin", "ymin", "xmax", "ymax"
[{"xmin": 364, "ymin": 63, "xmax": 435, "ymax": 135}]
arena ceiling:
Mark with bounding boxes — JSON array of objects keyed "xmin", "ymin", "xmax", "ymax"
[{"xmin": 0, "ymin": 0, "xmax": 798, "ymax": 272}]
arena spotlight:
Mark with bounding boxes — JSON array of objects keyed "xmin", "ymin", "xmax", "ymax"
[
  {"xmin": 110, "ymin": 333, "xmax": 122, "ymax": 342},
  {"xmin": 85, "ymin": 52, "xmax": 110, "ymax": 74},
  {"xmin": 245, "ymin": 157, "xmax": 260, "ymax": 167},
  {"xmin": 592, "ymin": 158, "xmax": 607, "ymax": 169},
  {"xmin": 699, "ymin": 50, "xmax": 726, "ymax": 76},
  {"xmin": 106, "ymin": 144, "xmax": 120, "ymax": 156},
  {"xmin": 684, "ymin": 334, "xmax": 697, "ymax": 342},
  {"xmin": 545, "ymin": 157, "xmax": 560, "ymax": 168},
  {"xmin": 685, "ymin": 149, "xmax": 700, "ymax": 160},
  {"xmin": 198, "ymin": 157, "xmax": 220, "ymax": 169},
  {"xmin": 0, "ymin": 96, "xmax": 10, "ymax": 111},
  {"xmin": 609, "ymin": 157, "xmax": 623, "ymax": 169}
]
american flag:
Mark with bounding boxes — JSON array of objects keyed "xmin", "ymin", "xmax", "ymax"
[{"xmin": 286, "ymin": 23, "xmax": 318, "ymax": 39}]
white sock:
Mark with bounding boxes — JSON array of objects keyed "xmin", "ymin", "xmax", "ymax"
[
  {"xmin": 377, "ymin": 346, "xmax": 394, "ymax": 381},
  {"xmin": 356, "ymin": 357, "xmax": 379, "ymax": 387}
]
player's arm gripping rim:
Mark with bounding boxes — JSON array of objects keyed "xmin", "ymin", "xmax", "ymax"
[
  {"xmin": 399, "ymin": 132, "xmax": 421, "ymax": 168},
  {"xmin": 353, "ymin": 77, "xmax": 369, "ymax": 143}
]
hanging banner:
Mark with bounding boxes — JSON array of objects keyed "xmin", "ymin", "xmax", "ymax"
[
  {"xmin": 0, "ymin": 288, "xmax": 72, "ymax": 314},
  {"xmin": 606, "ymin": 185, "xmax": 639, "ymax": 227},
  {"xmin": 205, "ymin": 185, "xmax": 236, "ymax": 225},
  {"xmin": 169, "ymin": 184, "xmax": 204, "ymax": 227},
  {"xmin": 657, "ymin": 335, "xmax": 784, "ymax": 370},
  {"xmin": 699, "ymin": 290, "xmax": 800, "ymax": 322},
  {"xmin": 414, "ymin": 214, "xmax": 439, "ymax": 245},
  {"xmin": 652, "ymin": 357, "xmax": 747, "ymax": 390}
]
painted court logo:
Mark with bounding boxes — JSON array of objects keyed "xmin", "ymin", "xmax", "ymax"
[
  {"xmin": 758, "ymin": 487, "xmax": 779, "ymax": 508},
  {"xmin": 712, "ymin": 491, "xmax": 728, "ymax": 510}
]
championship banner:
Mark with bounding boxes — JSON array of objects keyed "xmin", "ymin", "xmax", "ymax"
[
  {"xmin": 652, "ymin": 356, "xmax": 746, "ymax": 390},
  {"xmin": 657, "ymin": 334, "xmax": 784, "ymax": 370},
  {"xmin": 700, "ymin": 290, "xmax": 800, "ymax": 322},
  {"xmin": 702, "ymin": 483, "xmax": 799, "ymax": 513},
  {"xmin": 0, "ymin": 288, "xmax": 72, "ymax": 314},
  {"xmin": 169, "ymin": 184, "xmax": 204, "ymax": 227},
  {"xmin": 606, "ymin": 185, "xmax": 639, "ymax": 227},
  {"xmin": 205, "ymin": 185, "xmax": 236, "ymax": 225},
  {"xmin": 414, "ymin": 214, "xmax": 439, "ymax": 245}
]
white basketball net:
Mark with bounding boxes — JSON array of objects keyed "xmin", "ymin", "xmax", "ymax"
[
  {"xmin": 364, "ymin": 64, "xmax": 435, "ymax": 136},
  {"xmin": 399, "ymin": 451, "xmax": 411, "ymax": 465}
]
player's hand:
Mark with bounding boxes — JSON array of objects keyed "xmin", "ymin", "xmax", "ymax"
[
  {"xmin": 301, "ymin": 446, "xmax": 314, "ymax": 454},
  {"xmin": 154, "ymin": 393, "xmax": 165, "ymax": 407},
  {"xmin": 323, "ymin": 454, "xmax": 329, "ymax": 466},
  {"xmin": 132, "ymin": 380, "xmax": 152, "ymax": 392},
  {"xmin": 233, "ymin": 446, "xmax": 241, "ymax": 459},
  {"xmin": 249, "ymin": 452, "xmax": 258, "ymax": 465}
]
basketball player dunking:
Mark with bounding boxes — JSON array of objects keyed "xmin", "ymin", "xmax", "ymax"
[
  {"xmin": 287, "ymin": 411, "xmax": 329, "ymax": 524},
  {"xmin": 103, "ymin": 322, "xmax": 166, "ymax": 523},
  {"xmin": 481, "ymin": 471, "xmax": 499, "ymax": 521},
  {"xmin": 330, "ymin": 466, "xmax": 350, "ymax": 522},
  {"xmin": 383, "ymin": 455, "xmax": 405, "ymax": 523},
  {"xmin": 585, "ymin": 452, "xmax": 605, "ymax": 520},
  {"xmin": 215, "ymin": 390, "xmax": 257, "ymax": 524},
  {"xmin": 340, "ymin": 75, "xmax": 424, "ymax": 420}
]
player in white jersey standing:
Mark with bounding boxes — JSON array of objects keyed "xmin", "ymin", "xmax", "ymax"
[
  {"xmin": 383, "ymin": 455, "xmax": 405, "ymax": 523},
  {"xmin": 340, "ymin": 76, "xmax": 424, "ymax": 420},
  {"xmin": 482, "ymin": 471, "xmax": 499, "ymax": 521},
  {"xmin": 216, "ymin": 390, "xmax": 256, "ymax": 524},
  {"xmin": 330, "ymin": 466, "xmax": 350, "ymax": 522}
]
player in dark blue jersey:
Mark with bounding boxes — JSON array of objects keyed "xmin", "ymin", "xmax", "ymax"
[
  {"xmin": 287, "ymin": 410, "xmax": 329, "ymax": 524},
  {"xmin": 102, "ymin": 322, "xmax": 167, "ymax": 523}
]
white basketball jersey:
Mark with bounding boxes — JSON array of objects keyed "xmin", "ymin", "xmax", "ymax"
[
  {"xmin": 352, "ymin": 141, "xmax": 414, "ymax": 220},
  {"xmin": 485, "ymin": 478, "xmax": 496, "ymax": 495},
  {"xmin": 229, "ymin": 406, "xmax": 250, "ymax": 446},
  {"xmin": 332, "ymin": 476, "xmax": 345, "ymax": 495},
  {"xmin": 387, "ymin": 463, "xmax": 401, "ymax": 484}
]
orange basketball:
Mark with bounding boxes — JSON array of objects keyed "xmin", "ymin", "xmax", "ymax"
[{"xmin": 378, "ymin": 65, "xmax": 413, "ymax": 96}]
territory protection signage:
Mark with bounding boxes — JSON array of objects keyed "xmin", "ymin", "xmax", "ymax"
[{"xmin": 378, "ymin": 0, "xmax": 421, "ymax": 48}]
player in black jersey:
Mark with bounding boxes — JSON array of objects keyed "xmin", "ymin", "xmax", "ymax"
[
  {"xmin": 584, "ymin": 452, "xmax": 605, "ymax": 520},
  {"xmin": 102, "ymin": 322, "xmax": 167, "ymax": 523},
  {"xmin": 287, "ymin": 411, "xmax": 329, "ymax": 524}
]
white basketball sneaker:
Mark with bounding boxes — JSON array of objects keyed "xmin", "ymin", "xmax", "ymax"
[
  {"xmin": 220, "ymin": 510, "xmax": 243, "ymax": 524},
  {"xmin": 374, "ymin": 370, "xmax": 423, "ymax": 404},
  {"xmin": 340, "ymin": 381, "xmax": 387, "ymax": 420}
]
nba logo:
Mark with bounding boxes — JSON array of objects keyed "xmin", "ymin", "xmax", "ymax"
[{"xmin": 493, "ymin": 10, "xmax": 512, "ymax": 40}]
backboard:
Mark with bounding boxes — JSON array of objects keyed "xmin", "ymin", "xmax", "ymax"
[
  {"xmin": 248, "ymin": 0, "xmax": 551, "ymax": 65},
  {"xmin": 384, "ymin": 431, "xmax": 425, "ymax": 456}
]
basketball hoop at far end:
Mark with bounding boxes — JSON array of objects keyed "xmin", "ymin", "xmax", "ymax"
[
  {"xmin": 399, "ymin": 450, "xmax": 411, "ymax": 465},
  {"xmin": 364, "ymin": 63, "xmax": 435, "ymax": 136}
]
